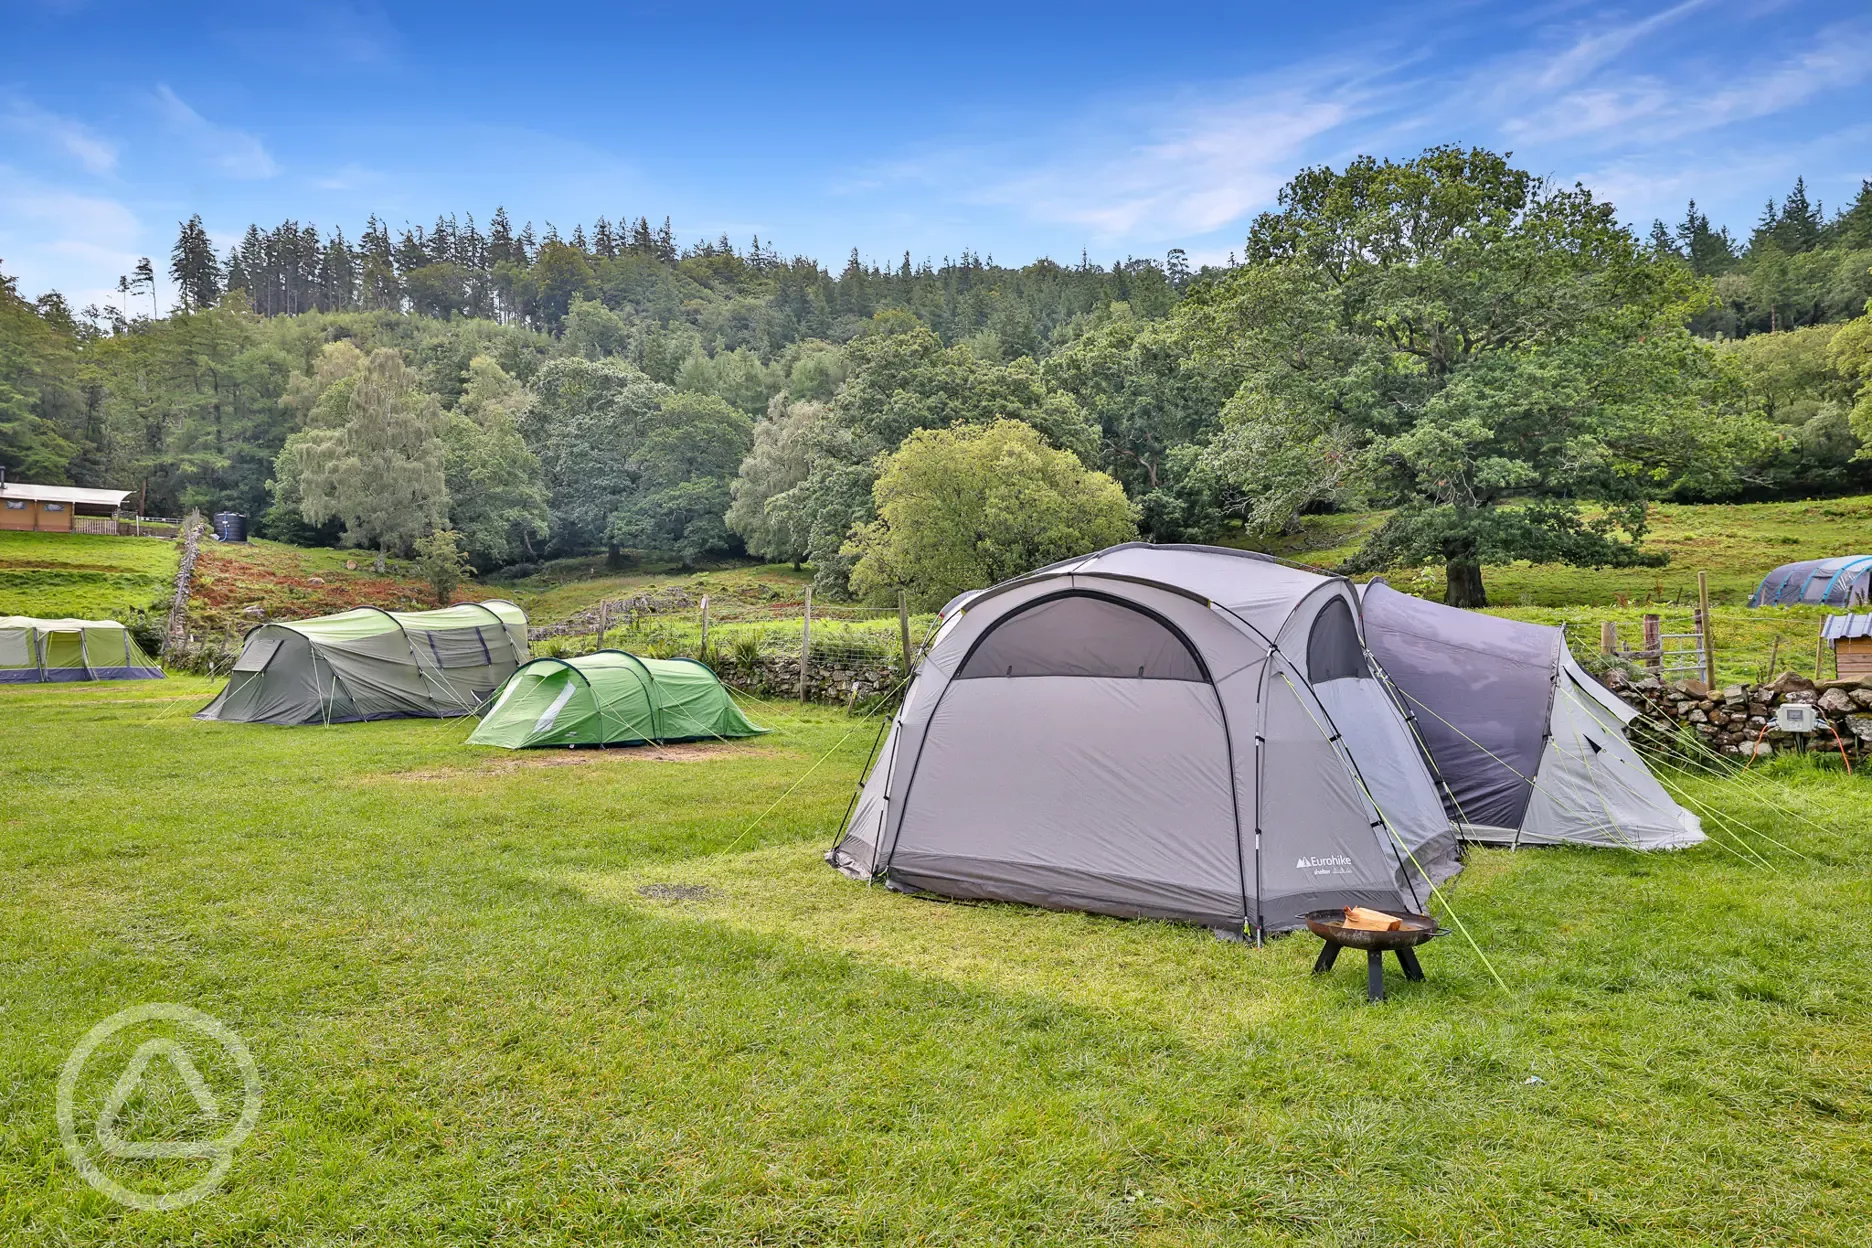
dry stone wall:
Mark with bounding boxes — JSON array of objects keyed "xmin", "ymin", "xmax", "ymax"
[{"xmin": 1599, "ymin": 666, "xmax": 1872, "ymax": 757}]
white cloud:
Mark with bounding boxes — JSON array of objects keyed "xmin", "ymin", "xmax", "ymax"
[
  {"xmin": 993, "ymin": 96, "xmax": 1354, "ymax": 240},
  {"xmin": 872, "ymin": 63, "xmax": 1381, "ymax": 246},
  {"xmin": 1494, "ymin": 18, "xmax": 1872, "ymax": 146},
  {"xmin": 1532, "ymin": 0, "xmax": 1714, "ymax": 91},
  {"xmin": 153, "ymin": 84, "xmax": 278, "ymax": 179},
  {"xmin": 1, "ymin": 95, "xmax": 118, "ymax": 174}
]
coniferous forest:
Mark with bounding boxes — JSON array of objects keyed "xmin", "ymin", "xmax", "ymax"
[{"xmin": 5, "ymin": 147, "xmax": 1872, "ymax": 606}]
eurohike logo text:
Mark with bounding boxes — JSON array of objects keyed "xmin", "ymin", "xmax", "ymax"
[{"xmin": 1296, "ymin": 855, "xmax": 1354, "ymax": 875}]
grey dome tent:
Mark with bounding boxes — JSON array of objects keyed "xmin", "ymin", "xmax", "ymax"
[
  {"xmin": 196, "ymin": 601, "xmax": 529, "ymax": 725},
  {"xmin": 829, "ymin": 544, "xmax": 1462, "ymax": 937},
  {"xmin": 1748, "ymin": 556, "xmax": 1872, "ymax": 608},
  {"xmin": 1359, "ymin": 580, "xmax": 1702, "ymax": 851}
]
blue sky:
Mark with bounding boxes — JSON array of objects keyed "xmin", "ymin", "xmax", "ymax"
[{"xmin": 2, "ymin": 0, "xmax": 1869, "ymax": 311}]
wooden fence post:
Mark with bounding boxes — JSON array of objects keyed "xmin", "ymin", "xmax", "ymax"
[
  {"xmin": 1642, "ymin": 614, "xmax": 1661, "ymax": 675},
  {"xmin": 1697, "ymin": 571, "xmax": 1716, "ymax": 688},
  {"xmin": 800, "ymin": 587, "xmax": 812, "ymax": 703},
  {"xmin": 595, "ymin": 600, "xmax": 608, "ymax": 653},
  {"xmin": 1600, "ymin": 620, "xmax": 1618, "ymax": 656},
  {"xmin": 898, "ymin": 590, "xmax": 912, "ymax": 675},
  {"xmin": 699, "ymin": 594, "xmax": 710, "ymax": 660}
]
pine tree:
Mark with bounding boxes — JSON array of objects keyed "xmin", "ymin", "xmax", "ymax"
[
  {"xmin": 298, "ymin": 223, "xmax": 322, "ymax": 313},
  {"xmin": 395, "ymin": 226, "xmax": 427, "ymax": 276},
  {"xmin": 1647, "ymin": 219, "xmax": 1679, "ymax": 260},
  {"xmin": 233, "ymin": 224, "xmax": 266, "ymax": 307},
  {"xmin": 631, "ymin": 216, "xmax": 654, "ymax": 253},
  {"xmin": 488, "ymin": 207, "xmax": 516, "ymax": 269},
  {"xmin": 1165, "ymin": 248, "xmax": 1190, "ymax": 289},
  {"xmin": 132, "ymin": 257, "xmax": 159, "ymax": 318},
  {"xmin": 223, "ymin": 244, "xmax": 249, "ymax": 303},
  {"xmin": 655, "ymin": 216, "xmax": 676, "ymax": 261},
  {"xmin": 428, "ymin": 215, "xmax": 455, "ymax": 266},
  {"xmin": 358, "ymin": 216, "xmax": 400, "ymax": 310},
  {"xmin": 168, "ymin": 214, "xmax": 222, "ymax": 311},
  {"xmin": 319, "ymin": 229, "xmax": 357, "ymax": 310},
  {"xmin": 1775, "ymin": 177, "xmax": 1823, "ymax": 252},
  {"xmin": 592, "ymin": 216, "xmax": 617, "ymax": 258},
  {"xmin": 569, "ymin": 223, "xmax": 588, "ymax": 253},
  {"xmin": 1836, "ymin": 179, "xmax": 1872, "ymax": 249},
  {"xmin": 1673, "ymin": 200, "xmax": 1734, "ymax": 276},
  {"xmin": 1750, "ymin": 198, "xmax": 1781, "ymax": 254}
]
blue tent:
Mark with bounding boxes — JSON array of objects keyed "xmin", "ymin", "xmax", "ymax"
[{"xmin": 1748, "ymin": 557, "xmax": 1872, "ymax": 608}]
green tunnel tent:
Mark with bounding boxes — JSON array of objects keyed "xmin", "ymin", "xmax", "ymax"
[
  {"xmin": 468, "ymin": 651, "xmax": 764, "ymax": 749},
  {"xmin": 196, "ymin": 601, "xmax": 529, "ymax": 725},
  {"xmin": 0, "ymin": 617, "xmax": 163, "ymax": 682}
]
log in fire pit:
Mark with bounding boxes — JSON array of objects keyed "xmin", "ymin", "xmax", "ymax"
[{"xmin": 1304, "ymin": 908, "xmax": 1442, "ymax": 1002}]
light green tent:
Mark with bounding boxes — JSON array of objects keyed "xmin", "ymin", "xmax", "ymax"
[
  {"xmin": 197, "ymin": 601, "xmax": 529, "ymax": 725},
  {"xmin": 468, "ymin": 650, "xmax": 764, "ymax": 749},
  {"xmin": 0, "ymin": 617, "xmax": 163, "ymax": 683}
]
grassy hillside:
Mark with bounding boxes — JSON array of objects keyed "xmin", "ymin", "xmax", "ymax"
[
  {"xmin": 2, "ymin": 678, "xmax": 1867, "ymax": 1243},
  {"xmin": 187, "ymin": 539, "xmax": 508, "ymax": 637},
  {"xmin": 490, "ymin": 557, "xmax": 814, "ymax": 627},
  {"xmin": 0, "ymin": 530, "xmax": 177, "ymax": 620},
  {"xmin": 1247, "ymin": 495, "xmax": 1872, "ymax": 685},
  {"xmin": 1246, "ymin": 495, "xmax": 1872, "ymax": 608}
]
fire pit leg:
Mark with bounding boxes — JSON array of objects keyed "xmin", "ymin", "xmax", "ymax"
[
  {"xmin": 1312, "ymin": 942, "xmax": 1342, "ymax": 974},
  {"xmin": 1396, "ymin": 947, "xmax": 1425, "ymax": 982},
  {"xmin": 1366, "ymin": 949, "xmax": 1385, "ymax": 1002}
]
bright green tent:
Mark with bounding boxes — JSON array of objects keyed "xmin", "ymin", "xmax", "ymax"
[{"xmin": 468, "ymin": 650, "xmax": 764, "ymax": 749}]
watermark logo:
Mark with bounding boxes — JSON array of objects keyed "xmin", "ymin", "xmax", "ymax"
[{"xmin": 57, "ymin": 1003, "xmax": 262, "ymax": 1211}]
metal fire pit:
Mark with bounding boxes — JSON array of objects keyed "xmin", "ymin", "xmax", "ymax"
[{"xmin": 1304, "ymin": 909, "xmax": 1442, "ymax": 1002}]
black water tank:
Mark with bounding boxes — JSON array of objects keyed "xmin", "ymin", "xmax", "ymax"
[{"xmin": 213, "ymin": 511, "xmax": 248, "ymax": 543}]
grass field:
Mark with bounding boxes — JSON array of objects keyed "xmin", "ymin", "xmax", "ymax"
[
  {"xmin": 0, "ymin": 531, "xmax": 178, "ymax": 620},
  {"xmin": 3, "ymin": 678, "xmax": 1868, "ymax": 1245},
  {"xmin": 1240, "ymin": 495, "xmax": 1872, "ymax": 609},
  {"xmin": 1236, "ymin": 495, "xmax": 1872, "ymax": 685}
]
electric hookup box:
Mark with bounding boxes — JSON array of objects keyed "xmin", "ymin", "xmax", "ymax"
[{"xmin": 1775, "ymin": 703, "xmax": 1818, "ymax": 733}]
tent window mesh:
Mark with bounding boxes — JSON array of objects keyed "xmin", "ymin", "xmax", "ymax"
[
  {"xmin": 1306, "ymin": 597, "xmax": 1369, "ymax": 682},
  {"xmin": 233, "ymin": 636, "xmax": 283, "ymax": 672},
  {"xmin": 956, "ymin": 593, "xmax": 1205, "ymax": 681}
]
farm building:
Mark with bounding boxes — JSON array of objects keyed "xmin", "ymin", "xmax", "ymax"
[
  {"xmin": 1748, "ymin": 556, "xmax": 1872, "ymax": 608},
  {"xmin": 0, "ymin": 481, "xmax": 131, "ymax": 534},
  {"xmin": 1824, "ymin": 614, "xmax": 1872, "ymax": 679}
]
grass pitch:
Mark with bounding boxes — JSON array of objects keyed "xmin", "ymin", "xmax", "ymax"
[{"xmin": 1, "ymin": 677, "xmax": 1868, "ymax": 1245}]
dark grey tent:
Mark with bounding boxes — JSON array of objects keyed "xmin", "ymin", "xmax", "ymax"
[
  {"xmin": 1748, "ymin": 557, "xmax": 1872, "ymax": 608},
  {"xmin": 196, "ymin": 601, "xmax": 529, "ymax": 725},
  {"xmin": 829, "ymin": 544, "xmax": 1462, "ymax": 937},
  {"xmin": 1360, "ymin": 580, "xmax": 1702, "ymax": 851}
]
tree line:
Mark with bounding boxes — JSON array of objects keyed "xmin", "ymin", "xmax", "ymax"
[{"xmin": 4, "ymin": 148, "xmax": 1872, "ymax": 608}]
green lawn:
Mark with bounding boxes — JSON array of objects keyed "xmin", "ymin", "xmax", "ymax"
[
  {"xmin": 1241, "ymin": 495, "xmax": 1872, "ymax": 608},
  {"xmin": 1237, "ymin": 495, "xmax": 1872, "ymax": 684},
  {"xmin": 0, "ymin": 530, "xmax": 177, "ymax": 620},
  {"xmin": 3, "ymin": 678, "xmax": 1869, "ymax": 1244},
  {"xmin": 491, "ymin": 559, "xmax": 816, "ymax": 627}
]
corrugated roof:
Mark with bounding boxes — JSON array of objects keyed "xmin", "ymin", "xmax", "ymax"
[
  {"xmin": 1822, "ymin": 613, "xmax": 1872, "ymax": 641},
  {"xmin": 0, "ymin": 482, "xmax": 131, "ymax": 507}
]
